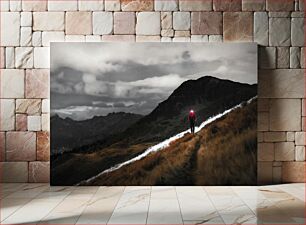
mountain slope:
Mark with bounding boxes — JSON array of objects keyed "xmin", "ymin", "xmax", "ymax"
[
  {"xmin": 110, "ymin": 76, "xmax": 257, "ymax": 145},
  {"xmin": 85, "ymin": 98, "xmax": 257, "ymax": 186}
]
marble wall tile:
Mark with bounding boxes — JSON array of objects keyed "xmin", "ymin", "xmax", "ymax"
[
  {"xmin": 179, "ymin": 0, "xmax": 212, "ymax": 11},
  {"xmin": 191, "ymin": 12, "xmax": 222, "ymax": 35},
  {"xmin": 29, "ymin": 161, "xmax": 50, "ymax": 182},
  {"xmin": 223, "ymin": 12, "xmax": 253, "ymax": 42},
  {"xmin": 6, "ymin": 132, "xmax": 36, "ymax": 161},
  {"xmin": 121, "ymin": 0, "xmax": 154, "ymax": 11},
  {"xmin": 37, "ymin": 131, "xmax": 50, "ymax": 161},
  {"xmin": 0, "ymin": 162, "xmax": 28, "ymax": 182},
  {"xmin": 66, "ymin": 12, "xmax": 92, "ymax": 35},
  {"xmin": 0, "ymin": 69, "xmax": 24, "ymax": 98},
  {"xmin": 282, "ymin": 162, "xmax": 305, "ymax": 182},
  {"xmin": 114, "ymin": 12, "xmax": 136, "ymax": 34},
  {"xmin": 25, "ymin": 69, "xmax": 49, "ymax": 98},
  {"xmin": 0, "ymin": 99, "xmax": 15, "ymax": 131}
]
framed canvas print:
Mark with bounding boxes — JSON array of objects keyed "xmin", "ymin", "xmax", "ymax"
[{"xmin": 50, "ymin": 43, "xmax": 257, "ymax": 186}]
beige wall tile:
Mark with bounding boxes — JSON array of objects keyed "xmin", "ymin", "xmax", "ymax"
[
  {"xmin": 25, "ymin": 69, "xmax": 49, "ymax": 98},
  {"xmin": 29, "ymin": 161, "xmax": 50, "ymax": 182},
  {"xmin": 258, "ymin": 112, "xmax": 269, "ymax": 131},
  {"xmin": 242, "ymin": 0, "xmax": 265, "ymax": 11},
  {"xmin": 223, "ymin": 12, "xmax": 253, "ymax": 42},
  {"xmin": 6, "ymin": 132, "xmax": 36, "ymax": 161},
  {"xmin": 179, "ymin": 0, "xmax": 212, "ymax": 11},
  {"xmin": 266, "ymin": 0, "xmax": 294, "ymax": 11},
  {"xmin": 0, "ymin": 69, "xmax": 24, "ymax": 98},
  {"xmin": 22, "ymin": 0, "xmax": 47, "ymax": 11},
  {"xmin": 136, "ymin": 12, "xmax": 160, "ymax": 35},
  {"xmin": 191, "ymin": 12, "xmax": 222, "ymax": 35},
  {"xmin": 93, "ymin": 12, "xmax": 113, "ymax": 35},
  {"xmin": 258, "ymin": 143, "xmax": 274, "ymax": 161},
  {"xmin": 213, "ymin": 0, "xmax": 242, "ymax": 11},
  {"xmin": 0, "ymin": 162, "xmax": 28, "ymax": 182},
  {"xmin": 15, "ymin": 47, "xmax": 33, "ymax": 69},
  {"xmin": 78, "ymin": 0, "xmax": 104, "ymax": 11},
  {"xmin": 66, "ymin": 12, "xmax": 93, "ymax": 35},
  {"xmin": 16, "ymin": 99, "xmax": 41, "ymax": 115},
  {"xmin": 155, "ymin": 0, "xmax": 178, "ymax": 11},
  {"xmin": 0, "ymin": 99, "xmax": 15, "ymax": 131},
  {"xmin": 41, "ymin": 113, "xmax": 50, "ymax": 131},
  {"xmin": 34, "ymin": 47, "xmax": 50, "ymax": 68},
  {"xmin": 1, "ymin": 12, "xmax": 20, "ymax": 46},
  {"xmin": 27, "ymin": 115, "xmax": 41, "ymax": 131},
  {"xmin": 295, "ymin": 146, "xmax": 305, "ymax": 161},
  {"xmin": 258, "ymin": 162, "xmax": 273, "ymax": 185},
  {"xmin": 295, "ymin": 132, "xmax": 305, "ymax": 146},
  {"xmin": 274, "ymin": 142, "xmax": 295, "ymax": 161},
  {"xmin": 258, "ymin": 69, "xmax": 304, "ymax": 98},
  {"xmin": 33, "ymin": 12, "xmax": 64, "ymax": 31},
  {"xmin": 16, "ymin": 114, "xmax": 27, "ymax": 131},
  {"xmin": 264, "ymin": 132, "xmax": 286, "ymax": 142},
  {"xmin": 48, "ymin": 0, "xmax": 78, "ymax": 11},
  {"xmin": 121, "ymin": 0, "xmax": 153, "ymax": 11},
  {"xmin": 37, "ymin": 131, "xmax": 50, "ymax": 161},
  {"xmin": 270, "ymin": 99, "xmax": 301, "ymax": 131},
  {"xmin": 42, "ymin": 32, "xmax": 65, "ymax": 47},
  {"xmin": 114, "ymin": 12, "xmax": 136, "ymax": 35},
  {"xmin": 105, "ymin": 0, "xmax": 120, "ymax": 11},
  {"xmin": 282, "ymin": 162, "xmax": 305, "ymax": 182}
]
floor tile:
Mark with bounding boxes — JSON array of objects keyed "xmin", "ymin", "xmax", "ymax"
[
  {"xmin": 2, "ymin": 198, "xmax": 63, "ymax": 224},
  {"xmin": 5, "ymin": 184, "xmax": 49, "ymax": 199},
  {"xmin": 147, "ymin": 199, "xmax": 183, "ymax": 224},
  {"xmin": 147, "ymin": 187, "xmax": 183, "ymax": 224},
  {"xmin": 0, "ymin": 183, "xmax": 304, "ymax": 225},
  {"xmin": 108, "ymin": 186, "xmax": 150, "ymax": 224},
  {"xmin": 0, "ymin": 198, "xmax": 32, "ymax": 222},
  {"xmin": 176, "ymin": 186, "xmax": 217, "ymax": 221},
  {"xmin": 39, "ymin": 190, "xmax": 94, "ymax": 224},
  {"xmin": 77, "ymin": 186, "xmax": 124, "ymax": 224},
  {"xmin": 276, "ymin": 184, "xmax": 305, "ymax": 202}
]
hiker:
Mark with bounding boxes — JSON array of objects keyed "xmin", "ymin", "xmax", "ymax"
[{"xmin": 188, "ymin": 110, "xmax": 196, "ymax": 134}]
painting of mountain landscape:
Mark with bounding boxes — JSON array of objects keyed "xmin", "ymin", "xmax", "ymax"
[{"xmin": 50, "ymin": 43, "xmax": 258, "ymax": 186}]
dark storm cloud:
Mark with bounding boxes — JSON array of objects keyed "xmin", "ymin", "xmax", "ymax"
[
  {"xmin": 51, "ymin": 43, "xmax": 257, "ymax": 120},
  {"xmin": 99, "ymin": 58, "xmax": 223, "ymax": 83}
]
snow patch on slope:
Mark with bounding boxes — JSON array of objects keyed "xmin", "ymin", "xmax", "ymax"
[{"xmin": 79, "ymin": 97, "xmax": 256, "ymax": 185}]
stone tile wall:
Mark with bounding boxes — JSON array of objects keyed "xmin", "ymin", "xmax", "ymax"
[{"xmin": 0, "ymin": 0, "xmax": 305, "ymax": 184}]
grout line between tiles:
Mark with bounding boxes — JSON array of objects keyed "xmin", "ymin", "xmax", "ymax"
[
  {"xmin": 174, "ymin": 186, "xmax": 185, "ymax": 225},
  {"xmin": 201, "ymin": 186, "xmax": 226, "ymax": 225},
  {"xmin": 37, "ymin": 185, "xmax": 77, "ymax": 224},
  {"xmin": 106, "ymin": 186, "xmax": 126, "ymax": 225},
  {"xmin": 145, "ymin": 186, "xmax": 152, "ymax": 225},
  {"xmin": 75, "ymin": 186, "xmax": 100, "ymax": 224}
]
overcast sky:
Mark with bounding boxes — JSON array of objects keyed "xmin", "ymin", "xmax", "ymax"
[{"xmin": 51, "ymin": 43, "xmax": 257, "ymax": 120}]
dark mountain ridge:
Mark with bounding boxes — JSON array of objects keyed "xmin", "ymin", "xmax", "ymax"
[
  {"xmin": 111, "ymin": 76, "xmax": 257, "ymax": 145},
  {"xmin": 51, "ymin": 112, "xmax": 143, "ymax": 155}
]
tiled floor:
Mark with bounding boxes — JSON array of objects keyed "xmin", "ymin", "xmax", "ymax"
[{"xmin": 0, "ymin": 183, "xmax": 305, "ymax": 224}]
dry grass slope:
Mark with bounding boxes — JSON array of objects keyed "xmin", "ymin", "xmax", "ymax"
[{"xmin": 88, "ymin": 100, "xmax": 257, "ymax": 186}]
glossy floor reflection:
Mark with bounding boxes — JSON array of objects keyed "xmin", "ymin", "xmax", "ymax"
[{"xmin": 0, "ymin": 183, "xmax": 305, "ymax": 224}]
